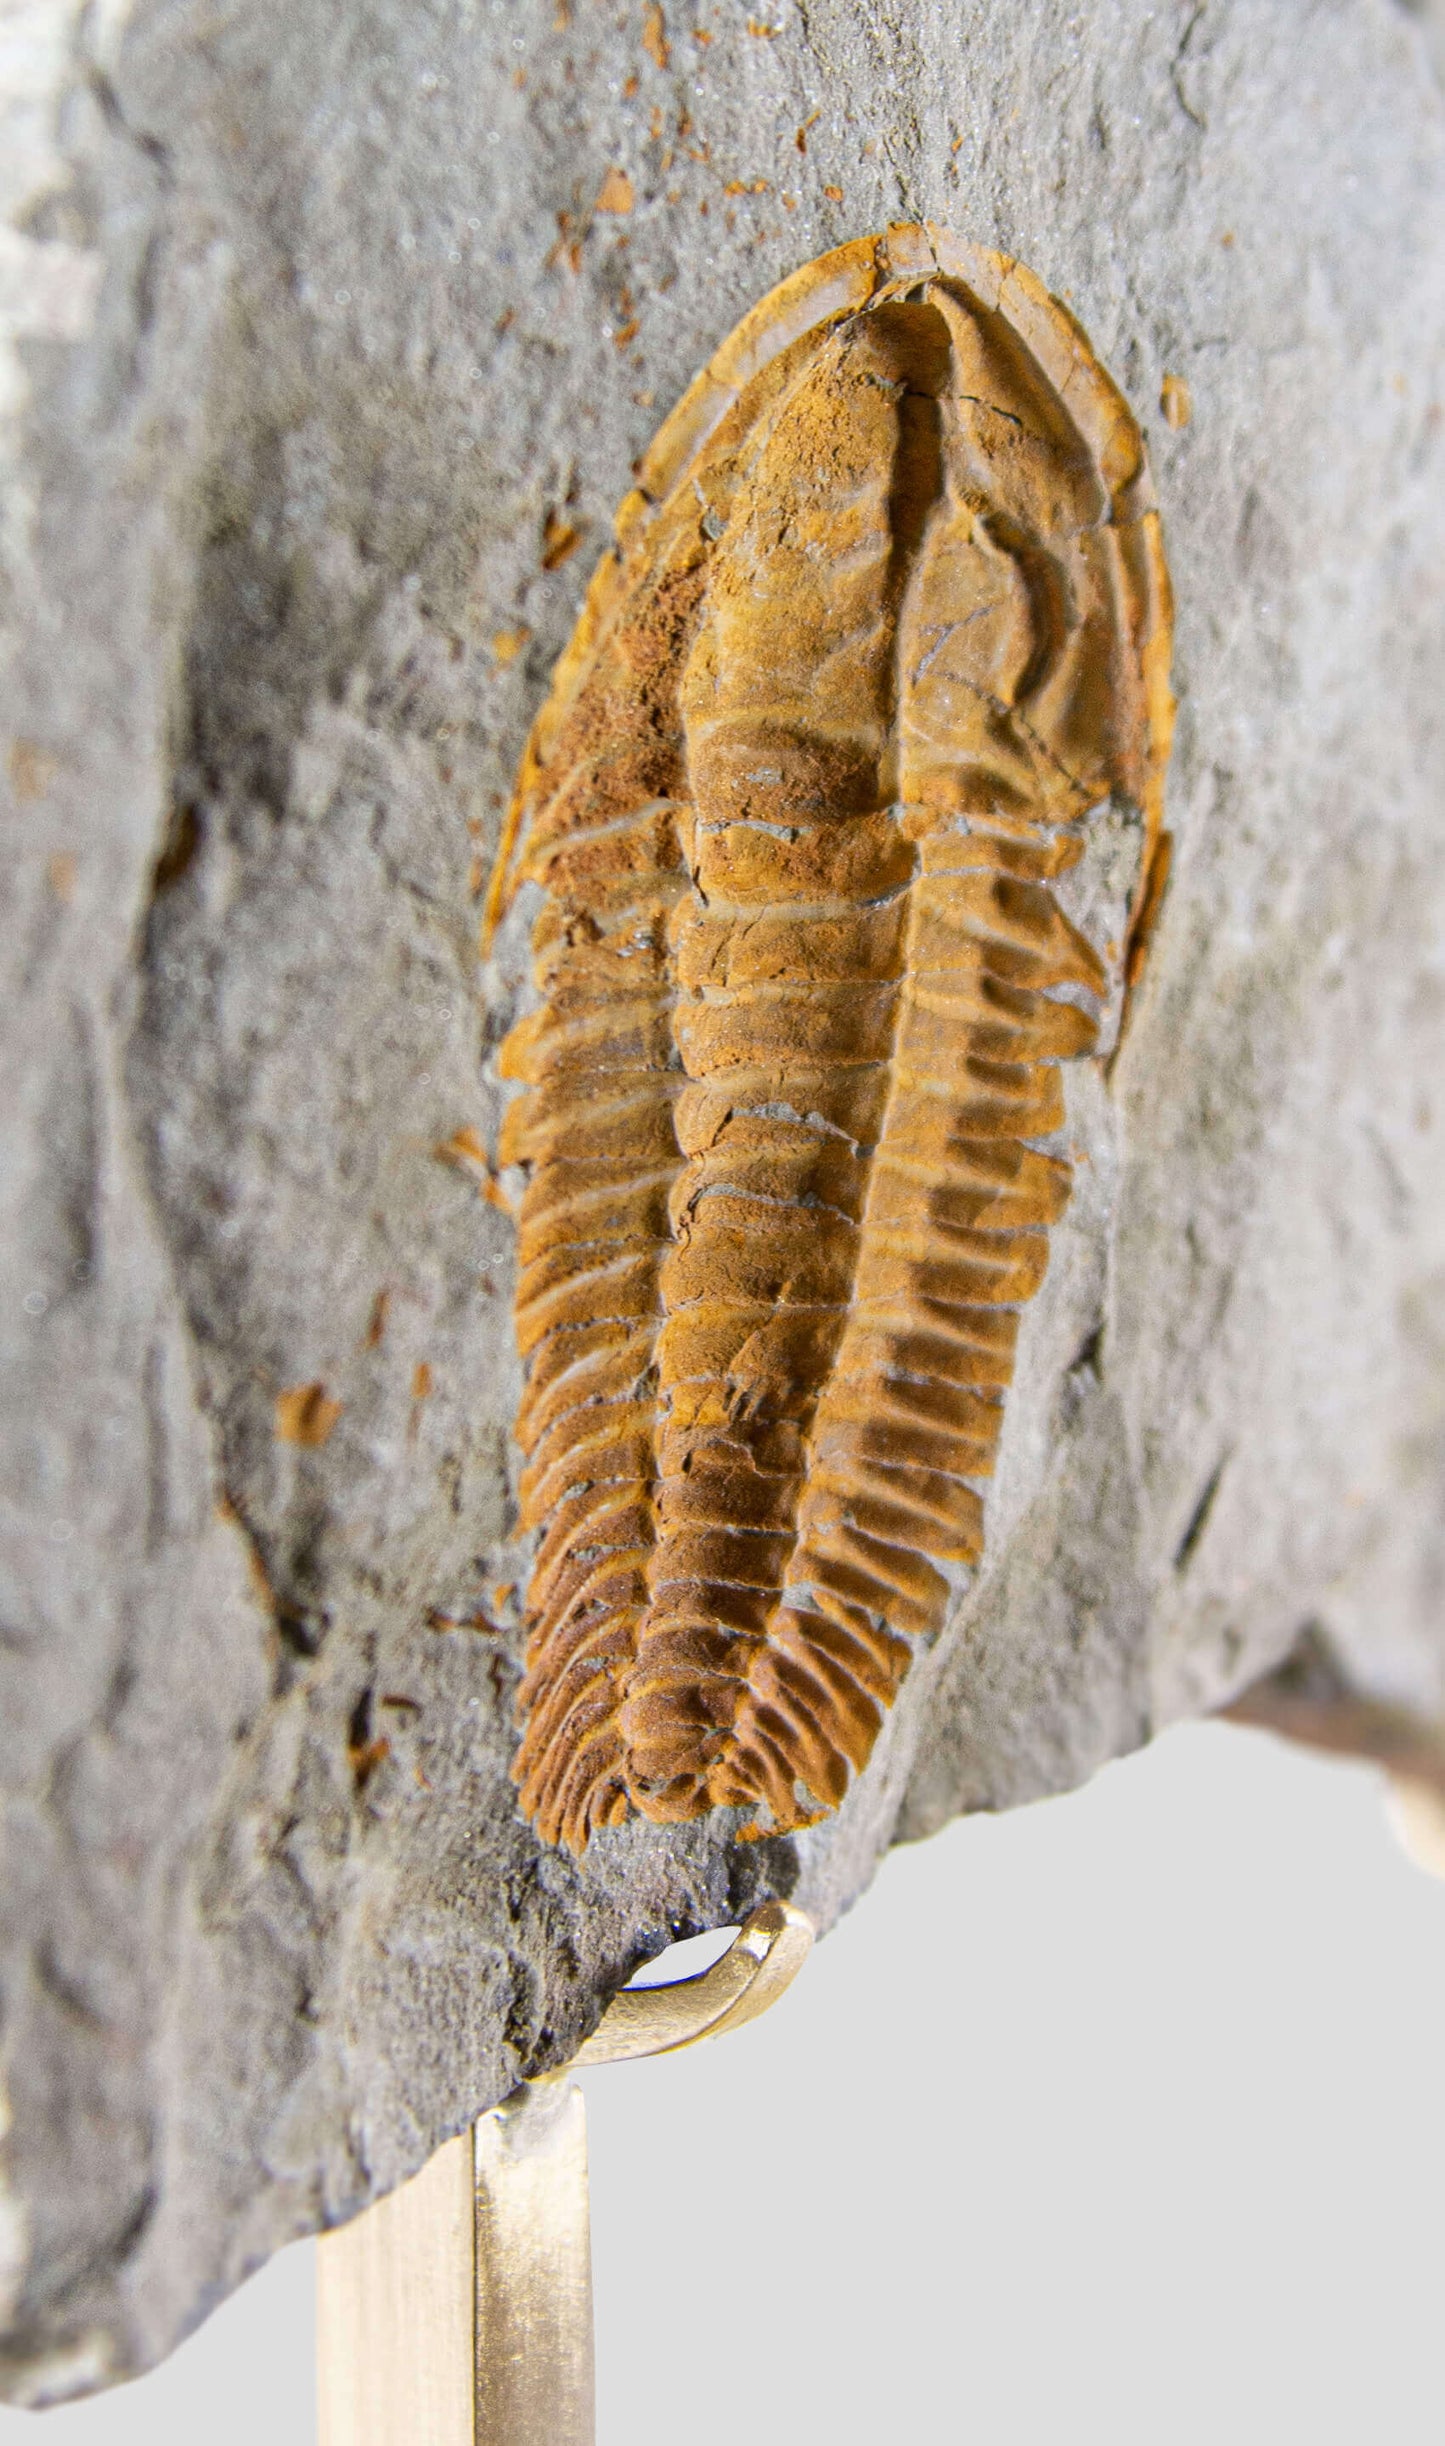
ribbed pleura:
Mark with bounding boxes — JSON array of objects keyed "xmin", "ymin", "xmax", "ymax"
[{"xmin": 495, "ymin": 229, "xmax": 1173, "ymax": 1851}]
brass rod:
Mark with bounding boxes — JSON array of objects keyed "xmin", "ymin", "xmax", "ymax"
[
  {"xmin": 317, "ymin": 2129, "xmax": 475, "ymax": 2446},
  {"xmin": 474, "ymin": 2079, "xmax": 594, "ymax": 2446},
  {"xmin": 316, "ymin": 1903, "xmax": 812, "ymax": 2444},
  {"xmin": 1387, "ymin": 1775, "xmax": 1445, "ymax": 1880}
]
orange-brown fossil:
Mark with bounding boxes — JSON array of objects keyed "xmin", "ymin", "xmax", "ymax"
[{"xmin": 489, "ymin": 224, "xmax": 1173, "ymax": 1853}]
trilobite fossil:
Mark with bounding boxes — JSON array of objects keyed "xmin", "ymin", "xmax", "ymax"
[{"xmin": 488, "ymin": 224, "xmax": 1174, "ymax": 1853}]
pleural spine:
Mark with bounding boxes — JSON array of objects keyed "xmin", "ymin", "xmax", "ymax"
[{"xmin": 495, "ymin": 229, "xmax": 1173, "ymax": 1853}]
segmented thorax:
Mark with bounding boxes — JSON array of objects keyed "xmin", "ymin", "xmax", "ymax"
[{"xmin": 491, "ymin": 226, "xmax": 1173, "ymax": 1853}]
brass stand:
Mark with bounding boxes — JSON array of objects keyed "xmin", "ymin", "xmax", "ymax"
[
  {"xmin": 317, "ymin": 2130, "xmax": 475, "ymax": 2446},
  {"xmin": 1387, "ymin": 1776, "xmax": 1445, "ymax": 1881},
  {"xmin": 473, "ymin": 2080, "xmax": 594, "ymax": 2445},
  {"xmin": 317, "ymin": 1901, "xmax": 812, "ymax": 2445}
]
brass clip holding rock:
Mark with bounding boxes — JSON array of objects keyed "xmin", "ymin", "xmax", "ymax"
[
  {"xmin": 569, "ymin": 1897, "xmax": 814, "ymax": 2067},
  {"xmin": 317, "ymin": 1902, "xmax": 813, "ymax": 2446}
]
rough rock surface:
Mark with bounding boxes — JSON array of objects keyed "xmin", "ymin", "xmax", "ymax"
[{"xmin": 1, "ymin": 0, "xmax": 1442, "ymax": 2403}]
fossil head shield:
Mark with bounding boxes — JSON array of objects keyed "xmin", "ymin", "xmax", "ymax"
[{"xmin": 486, "ymin": 222, "xmax": 1174, "ymax": 1855}]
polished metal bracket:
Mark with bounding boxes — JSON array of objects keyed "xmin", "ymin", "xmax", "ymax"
[
  {"xmin": 317, "ymin": 1901, "xmax": 813, "ymax": 2446},
  {"xmin": 570, "ymin": 1896, "xmax": 813, "ymax": 2066},
  {"xmin": 1387, "ymin": 1776, "xmax": 1445, "ymax": 1882}
]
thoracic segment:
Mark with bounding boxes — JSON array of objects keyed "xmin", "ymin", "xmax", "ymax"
[{"xmin": 495, "ymin": 230, "xmax": 1173, "ymax": 1852}]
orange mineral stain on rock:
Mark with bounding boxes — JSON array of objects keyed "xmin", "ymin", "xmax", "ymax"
[
  {"xmin": 9, "ymin": 740, "xmax": 58, "ymax": 802},
  {"xmin": 275, "ymin": 1383, "xmax": 343, "ymax": 1447},
  {"xmin": 595, "ymin": 166, "xmax": 635, "ymax": 215},
  {"xmin": 1160, "ymin": 372, "xmax": 1193, "ymax": 429},
  {"xmin": 490, "ymin": 225, "xmax": 1174, "ymax": 1855},
  {"xmin": 348, "ymin": 1733, "xmax": 391, "ymax": 1791},
  {"xmin": 436, "ymin": 1124, "xmax": 515, "ymax": 1211},
  {"xmin": 541, "ymin": 509, "xmax": 584, "ymax": 570},
  {"xmin": 547, "ymin": 211, "xmax": 584, "ymax": 275},
  {"xmin": 642, "ymin": 1, "xmax": 669, "ymax": 67},
  {"xmin": 436, "ymin": 1124, "xmax": 493, "ymax": 1176}
]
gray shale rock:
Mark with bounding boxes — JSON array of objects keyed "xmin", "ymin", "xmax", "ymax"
[{"xmin": 2, "ymin": 0, "xmax": 1442, "ymax": 2402}]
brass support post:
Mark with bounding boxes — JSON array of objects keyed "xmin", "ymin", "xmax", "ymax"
[
  {"xmin": 473, "ymin": 2077, "xmax": 594, "ymax": 2446},
  {"xmin": 317, "ymin": 1900, "xmax": 812, "ymax": 2445},
  {"xmin": 1387, "ymin": 1776, "xmax": 1445, "ymax": 1881}
]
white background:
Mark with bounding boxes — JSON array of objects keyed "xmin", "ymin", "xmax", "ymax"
[{"xmin": 7, "ymin": 1720, "xmax": 1443, "ymax": 2444}]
